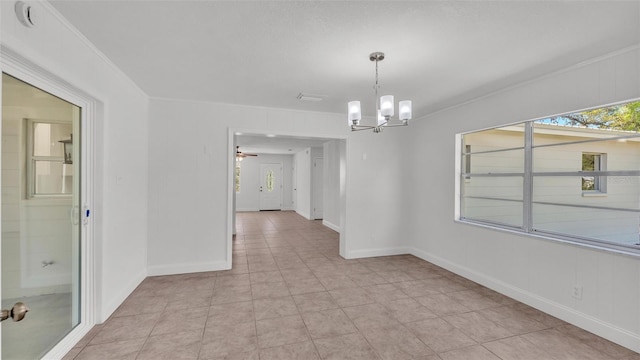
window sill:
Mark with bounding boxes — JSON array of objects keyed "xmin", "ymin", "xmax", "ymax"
[
  {"xmin": 456, "ymin": 218, "xmax": 640, "ymax": 258},
  {"xmin": 582, "ymin": 192, "xmax": 607, "ymax": 197}
]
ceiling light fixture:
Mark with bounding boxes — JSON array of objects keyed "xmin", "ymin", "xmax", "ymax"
[{"xmin": 348, "ymin": 52, "xmax": 412, "ymax": 133}]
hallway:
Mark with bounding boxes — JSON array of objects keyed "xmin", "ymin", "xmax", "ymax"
[{"xmin": 63, "ymin": 211, "xmax": 639, "ymax": 360}]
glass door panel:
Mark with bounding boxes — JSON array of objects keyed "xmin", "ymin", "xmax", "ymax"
[{"xmin": 1, "ymin": 73, "xmax": 81, "ymax": 359}]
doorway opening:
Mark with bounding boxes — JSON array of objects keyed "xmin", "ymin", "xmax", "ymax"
[{"xmin": 227, "ymin": 130, "xmax": 347, "ymax": 267}]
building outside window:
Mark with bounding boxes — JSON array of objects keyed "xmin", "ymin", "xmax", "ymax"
[{"xmin": 459, "ymin": 100, "xmax": 640, "ymax": 253}]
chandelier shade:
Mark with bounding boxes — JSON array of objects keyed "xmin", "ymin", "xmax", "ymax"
[{"xmin": 348, "ymin": 101, "xmax": 362, "ymax": 126}]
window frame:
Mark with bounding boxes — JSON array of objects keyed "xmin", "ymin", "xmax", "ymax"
[
  {"xmin": 26, "ymin": 118, "xmax": 73, "ymax": 199},
  {"xmin": 581, "ymin": 152, "xmax": 607, "ymax": 194},
  {"xmin": 457, "ymin": 100, "xmax": 640, "ymax": 256}
]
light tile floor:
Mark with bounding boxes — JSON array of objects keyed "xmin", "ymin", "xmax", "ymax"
[{"xmin": 64, "ymin": 211, "xmax": 640, "ymax": 360}]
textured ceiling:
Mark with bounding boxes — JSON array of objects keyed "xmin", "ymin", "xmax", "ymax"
[{"xmin": 47, "ymin": 1, "xmax": 640, "ymax": 152}]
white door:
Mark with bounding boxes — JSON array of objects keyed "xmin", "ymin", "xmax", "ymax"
[
  {"xmin": 259, "ymin": 163, "xmax": 282, "ymax": 210},
  {"xmin": 313, "ymin": 158, "xmax": 324, "ymax": 219}
]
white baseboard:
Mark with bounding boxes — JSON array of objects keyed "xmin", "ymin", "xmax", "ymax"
[
  {"xmin": 43, "ymin": 321, "xmax": 95, "ymax": 359},
  {"xmin": 345, "ymin": 247, "xmax": 409, "ymax": 260},
  {"xmin": 322, "ymin": 220, "xmax": 340, "ymax": 232},
  {"xmin": 283, "ymin": 206, "xmax": 295, "ymax": 211},
  {"xmin": 99, "ymin": 268, "xmax": 146, "ymax": 323},
  {"xmin": 407, "ymin": 247, "xmax": 640, "ymax": 354},
  {"xmin": 146, "ymin": 260, "xmax": 230, "ymax": 277}
]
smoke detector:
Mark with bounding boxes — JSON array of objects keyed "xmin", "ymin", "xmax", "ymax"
[{"xmin": 15, "ymin": 1, "xmax": 36, "ymax": 28}]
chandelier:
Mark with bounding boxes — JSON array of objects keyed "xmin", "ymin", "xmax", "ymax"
[{"xmin": 348, "ymin": 52, "xmax": 412, "ymax": 133}]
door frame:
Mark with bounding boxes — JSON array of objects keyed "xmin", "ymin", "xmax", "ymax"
[{"xmin": 1, "ymin": 46, "xmax": 97, "ymax": 359}]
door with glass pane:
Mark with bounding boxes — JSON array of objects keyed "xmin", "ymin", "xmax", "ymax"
[
  {"xmin": 1, "ymin": 73, "xmax": 81, "ymax": 359},
  {"xmin": 259, "ymin": 163, "xmax": 282, "ymax": 210}
]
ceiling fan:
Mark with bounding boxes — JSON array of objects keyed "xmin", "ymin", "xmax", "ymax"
[{"xmin": 236, "ymin": 146, "xmax": 258, "ymax": 160}]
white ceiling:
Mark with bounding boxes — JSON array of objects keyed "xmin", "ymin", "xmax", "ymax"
[{"xmin": 48, "ymin": 1, "xmax": 640, "ymax": 152}]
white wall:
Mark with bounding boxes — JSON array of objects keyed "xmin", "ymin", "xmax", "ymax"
[
  {"xmin": 406, "ymin": 47, "xmax": 640, "ymax": 352},
  {"xmin": 1, "ymin": 2, "xmax": 149, "ymax": 322},
  {"xmin": 235, "ymin": 154, "xmax": 294, "ymax": 211},
  {"xmin": 148, "ymin": 98, "xmax": 410, "ymax": 273},
  {"xmin": 323, "ymin": 140, "xmax": 342, "ymax": 232}
]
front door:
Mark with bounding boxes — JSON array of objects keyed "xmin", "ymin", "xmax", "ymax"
[
  {"xmin": 1, "ymin": 73, "xmax": 82, "ymax": 359},
  {"xmin": 259, "ymin": 163, "xmax": 282, "ymax": 210}
]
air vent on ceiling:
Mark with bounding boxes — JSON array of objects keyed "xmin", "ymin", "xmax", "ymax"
[{"xmin": 297, "ymin": 93, "xmax": 326, "ymax": 102}]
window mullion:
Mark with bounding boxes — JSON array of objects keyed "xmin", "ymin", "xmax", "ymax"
[{"xmin": 523, "ymin": 122, "xmax": 533, "ymax": 232}]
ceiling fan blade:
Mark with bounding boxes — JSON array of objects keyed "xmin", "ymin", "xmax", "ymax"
[{"xmin": 236, "ymin": 146, "xmax": 258, "ymax": 157}]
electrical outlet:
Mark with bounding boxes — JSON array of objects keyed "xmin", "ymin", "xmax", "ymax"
[{"xmin": 572, "ymin": 285, "xmax": 583, "ymax": 300}]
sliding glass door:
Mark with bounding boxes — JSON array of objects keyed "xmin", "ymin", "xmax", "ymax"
[{"xmin": 1, "ymin": 73, "xmax": 82, "ymax": 359}]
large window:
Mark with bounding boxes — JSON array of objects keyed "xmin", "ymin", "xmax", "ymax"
[{"xmin": 459, "ymin": 100, "xmax": 640, "ymax": 254}]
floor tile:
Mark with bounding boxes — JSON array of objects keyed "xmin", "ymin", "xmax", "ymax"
[
  {"xmin": 201, "ymin": 321, "xmax": 257, "ymax": 358},
  {"xmin": 301, "ymin": 308, "xmax": 358, "ymax": 339},
  {"xmin": 522, "ymin": 328, "xmax": 615, "ymax": 360},
  {"xmin": 342, "ymin": 303, "xmax": 400, "ymax": 330},
  {"xmin": 293, "ymin": 291, "xmax": 340, "ymax": 313},
  {"xmin": 286, "ymin": 277, "xmax": 327, "ymax": 295},
  {"xmin": 208, "ymin": 300, "xmax": 255, "ymax": 324},
  {"xmin": 211, "ymin": 287, "xmax": 253, "ymax": 304},
  {"xmin": 137, "ymin": 330, "xmax": 201, "ymax": 360},
  {"xmin": 280, "ymin": 267, "xmax": 317, "ymax": 281},
  {"xmin": 361, "ymin": 283, "xmax": 409, "ymax": 303},
  {"xmin": 443, "ymin": 311, "xmax": 514, "ymax": 342},
  {"xmin": 259, "ymin": 341, "xmax": 320, "ymax": 360},
  {"xmin": 406, "ymin": 317, "xmax": 476, "ymax": 353},
  {"xmin": 360, "ymin": 324, "xmax": 434, "ymax": 360},
  {"xmin": 253, "ymin": 296, "xmax": 299, "ymax": 320},
  {"xmin": 483, "ymin": 335, "xmax": 556, "ymax": 360},
  {"xmin": 329, "ymin": 287, "xmax": 376, "ymax": 308},
  {"xmin": 151, "ymin": 306, "xmax": 208, "ymax": 336},
  {"xmin": 317, "ymin": 275, "xmax": 359, "ymax": 290},
  {"xmin": 249, "ymin": 270, "xmax": 283, "ymax": 284},
  {"xmin": 113, "ymin": 295, "xmax": 168, "ymax": 317},
  {"xmin": 251, "ymin": 280, "xmax": 291, "ymax": 299},
  {"xmin": 347, "ymin": 271, "xmax": 388, "ymax": 286},
  {"xmin": 313, "ymin": 332, "xmax": 381, "ymax": 360},
  {"xmin": 555, "ymin": 323, "xmax": 638, "ymax": 359},
  {"xmin": 256, "ymin": 314, "xmax": 310, "ymax": 348},
  {"xmin": 89, "ymin": 313, "xmax": 161, "ymax": 345},
  {"xmin": 478, "ymin": 306, "xmax": 548, "ymax": 335},
  {"xmin": 414, "ymin": 293, "xmax": 470, "ymax": 316},
  {"xmin": 74, "ymin": 338, "xmax": 145, "ymax": 360},
  {"xmin": 439, "ymin": 345, "xmax": 501, "ymax": 360},
  {"xmin": 383, "ymin": 298, "xmax": 438, "ymax": 324},
  {"xmin": 165, "ymin": 290, "xmax": 213, "ymax": 310}
]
